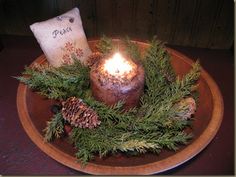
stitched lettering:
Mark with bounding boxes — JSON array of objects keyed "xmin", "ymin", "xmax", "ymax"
[{"xmin": 52, "ymin": 27, "xmax": 72, "ymax": 38}]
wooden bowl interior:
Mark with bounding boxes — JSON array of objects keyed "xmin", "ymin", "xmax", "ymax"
[
  {"xmin": 25, "ymin": 40, "xmax": 212, "ymax": 166},
  {"xmin": 17, "ymin": 39, "xmax": 222, "ymax": 174}
]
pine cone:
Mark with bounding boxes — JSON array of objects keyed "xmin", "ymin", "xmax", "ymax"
[
  {"xmin": 173, "ymin": 97, "xmax": 196, "ymax": 120},
  {"xmin": 61, "ymin": 97, "xmax": 101, "ymax": 129},
  {"xmin": 86, "ymin": 52, "xmax": 102, "ymax": 68}
]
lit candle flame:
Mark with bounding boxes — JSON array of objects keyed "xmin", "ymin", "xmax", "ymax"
[{"xmin": 103, "ymin": 53, "xmax": 133, "ymax": 77}]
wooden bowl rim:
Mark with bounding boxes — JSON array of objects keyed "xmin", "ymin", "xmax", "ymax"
[{"xmin": 16, "ymin": 39, "xmax": 224, "ymax": 175}]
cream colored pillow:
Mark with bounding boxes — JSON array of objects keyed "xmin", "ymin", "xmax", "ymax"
[{"xmin": 30, "ymin": 7, "xmax": 91, "ymax": 67}]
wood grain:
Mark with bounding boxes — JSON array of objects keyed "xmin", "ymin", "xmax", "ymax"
[
  {"xmin": 0, "ymin": 0, "xmax": 233, "ymax": 49},
  {"xmin": 75, "ymin": 0, "xmax": 97, "ymax": 37},
  {"xmin": 16, "ymin": 39, "xmax": 224, "ymax": 175}
]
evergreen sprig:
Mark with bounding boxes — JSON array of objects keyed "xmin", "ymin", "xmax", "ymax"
[
  {"xmin": 16, "ymin": 58, "xmax": 90, "ymax": 100},
  {"xmin": 43, "ymin": 112, "xmax": 64, "ymax": 142},
  {"xmin": 123, "ymin": 36, "xmax": 142, "ymax": 61},
  {"xmin": 16, "ymin": 36, "xmax": 201, "ymax": 165},
  {"xmin": 96, "ymin": 35, "xmax": 114, "ymax": 55}
]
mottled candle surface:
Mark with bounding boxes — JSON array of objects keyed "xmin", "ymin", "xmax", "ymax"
[{"xmin": 90, "ymin": 52, "xmax": 145, "ymax": 110}]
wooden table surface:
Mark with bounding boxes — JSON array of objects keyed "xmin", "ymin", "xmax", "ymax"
[{"xmin": 0, "ymin": 35, "xmax": 234, "ymax": 175}]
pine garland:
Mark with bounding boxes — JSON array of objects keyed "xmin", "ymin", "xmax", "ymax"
[{"xmin": 16, "ymin": 36, "xmax": 201, "ymax": 165}]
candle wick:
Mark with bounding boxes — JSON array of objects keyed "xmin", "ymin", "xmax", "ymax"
[{"xmin": 115, "ymin": 69, "xmax": 119, "ymax": 73}]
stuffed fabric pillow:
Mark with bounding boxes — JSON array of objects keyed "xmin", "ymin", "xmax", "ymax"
[{"xmin": 30, "ymin": 7, "xmax": 91, "ymax": 67}]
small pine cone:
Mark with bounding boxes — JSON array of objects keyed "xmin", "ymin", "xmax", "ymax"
[
  {"xmin": 174, "ymin": 97, "xmax": 196, "ymax": 120},
  {"xmin": 86, "ymin": 52, "xmax": 102, "ymax": 68},
  {"xmin": 61, "ymin": 97, "xmax": 101, "ymax": 129},
  {"xmin": 31, "ymin": 63, "xmax": 51, "ymax": 72},
  {"xmin": 64, "ymin": 124, "xmax": 72, "ymax": 135}
]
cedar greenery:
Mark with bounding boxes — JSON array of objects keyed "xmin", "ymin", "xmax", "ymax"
[
  {"xmin": 16, "ymin": 58, "xmax": 90, "ymax": 100},
  {"xmin": 96, "ymin": 35, "xmax": 114, "ymax": 54},
  {"xmin": 43, "ymin": 112, "xmax": 64, "ymax": 142},
  {"xmin": 16, "ymin": 36, "xmax": 200, "ymax": 165}
]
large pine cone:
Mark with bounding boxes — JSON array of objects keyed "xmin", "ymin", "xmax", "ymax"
[{"xmin": 61, "ymin": 97, "xmax": 101, "ymax": 129}]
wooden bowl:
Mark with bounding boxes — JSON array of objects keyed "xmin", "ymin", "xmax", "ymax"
[{"xmin": 16, "ymin": 40, "xmax": 224, "ymax": 175}]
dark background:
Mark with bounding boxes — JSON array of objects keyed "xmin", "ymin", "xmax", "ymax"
[
  {"xmin": 0, "ymin": 0, "xmax": 234, "ymax": 175},
  {"xmin": 0, "ymin": 0, "xmax": 234, "ymax": 49}
]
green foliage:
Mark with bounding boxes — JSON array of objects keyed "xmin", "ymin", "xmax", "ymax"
[
  {"xmin": 43, "ymin": 112, "xmax": 64, "ymax": 142},
  {"xmin": 96, "ymin": 35, "xmax": 114, "ymax": 55},
  {"xmin": 115, "ymin": 140, "xmax": 160, "ymax": 153},
  {"xmin": 138, "ymin": 37, "xmax": 200, "ymax": 124},
  {"xmin": 16, "ymin": 36, "xmax": 201, "ymax": 165},
  {"xmin": 122, "ymin": 36, "xmax": 142, "ymax": 61},
  {"xmin": 16, "ymin": 58, "xmax": 90, "ymax": 100}
]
